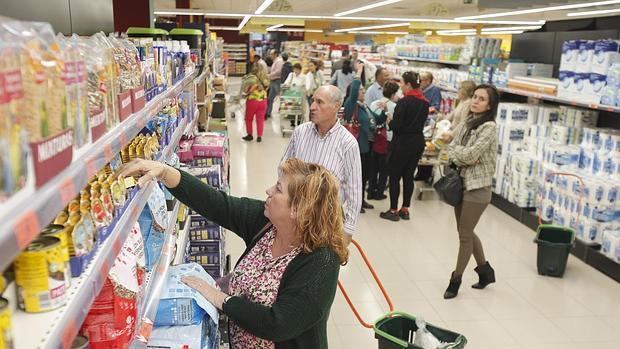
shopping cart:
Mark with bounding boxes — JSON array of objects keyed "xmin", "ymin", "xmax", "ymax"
[
  {"xmin": 279, "ymin": 87, "xmax": 305, "ymax": 137},
  {"xmin": 339, "ymin": 239, "xmax": 467, "ymax": 348},
  {"xmin": 227, "ymin": 75, "xmax": 247, "ymax": 119},
  {"xmin": 415, "ymin": 118, "xmax": 449, "ymax": 200}
]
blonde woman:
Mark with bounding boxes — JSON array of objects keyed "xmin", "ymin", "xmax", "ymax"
[
  {"xmin": 119, "ymin": 158, "xmax": 348, "ymax": 349},
  {"xmin": 241, "ymin": 62, "xmax": 270, "ymax": 142}
]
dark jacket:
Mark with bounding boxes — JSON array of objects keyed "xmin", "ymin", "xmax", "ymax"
[
  {"xmin": 168, "ymin": 170, "xmax": 341, "ymax": 349},
  {"xmin": 344, "ymin": 79, "xmax": 386, "ymax": 154},
  {"xmin": 389, "ymin": 94, "xmax": 428, "ymax": 146},
  {"xmin": 280, "ymin": 62, "xmax": 293, "ymax": 84}
]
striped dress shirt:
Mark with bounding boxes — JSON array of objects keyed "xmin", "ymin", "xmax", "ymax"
[{"xmin": 281, "ymin": 121, "xmax": 362, "ymax": 235}]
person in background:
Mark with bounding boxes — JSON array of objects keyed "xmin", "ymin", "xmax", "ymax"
[
  {"xmin": 414, "ymin": 71, "xmax": 443, "ymax": 182},
  {"xmin": 305, "ymin": 60, "xmax": 324, "ymax": 106},
  {"xmin": 440, "ymin": 80, "xmax": 476, "ymax": 130},
  {"xmin": 330, "ymin": 59, "xmax": 355, "ymax": 93},
  {"xmin": 265, "ymin": 49, "xmax": 284, "ymax": 119},
  {"xmin": 351, "ymin": 48, "xmax": 377, "ymax": 87},
  {"xmin": 280, "ymin": 52, "xmax": 293, "ymax": 86},
  {"xmin": 241, "ymin": 62, "xmax": 269, "ymax": 143},
  {"xmin": 119, "ymin": 158, "xmax": 348, "ymax": 349},
  {"xmin": 254, "ymin": 54, "xmax": 269, "ymax": 73},
  {"xmin": 365, "ymin": 67, "xmax": 391, "ymax": 107},
  {"xmin": 344, "ymin": 63, "xmax": 387, "ymax": 213},
  {"xmin": 368, "ymin": 81, "xmax": 400, "ymax": 201},
  {"xmin": 440, "ymin": 84, "xmax": 498, "ymax": 299},
  {"xmin": 380, "ymin": 71, "xmax": 427, "ymax": 222},
  {"xmin": 281, "ymin": 85, "xmax": 362, "ymax": 245},
  {"xmin": 420, "ymin": 72, "xmax": 442, "ymax": 110},
  {"xmin": 283, "ymin": 63, "xmax": 307, "ymax": 89}
]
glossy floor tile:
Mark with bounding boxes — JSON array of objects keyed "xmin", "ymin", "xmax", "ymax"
[{"xmin": 222, "ymin": 79, "xmax": 620, "ymax": 348}]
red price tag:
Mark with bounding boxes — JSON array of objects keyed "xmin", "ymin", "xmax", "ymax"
[
  {"xmin": 59, "ymin": 178, "xmax": 76, "ymax": 203},
  {"xmin": 14, "ymin": 210, "xmax": 40, "ymax": 249},
  {"xmin": 100, "ymin": 258, "xmax": 112, "ymax": 277},
  {"xmin": 120, "ymin": 132, "xmax": 129, "ymax": 147},
  {"xmin": 113, "ymin": 238, "xmax": 122, "ymax": 255},
  {"xmin": 85, "ymin": 155, "xmax": 97, "ymax": 178},
  {"xmin": 60, "ymin": 318, "xmax": 78, "ymax": 349},
  {"xmin": 137, "ymin": 117, "xmax": 146, "ymax": 129},
  {"xmin": 157, "ymin": 264, "xmax": 166, "ymax": 274},
  {"xmin": 131, "ymin": 205, "xmax": 141, "ymax": 221},
  {"xmin": 104, "ymin": 144, "xmax": 113, "ymax": 162}
]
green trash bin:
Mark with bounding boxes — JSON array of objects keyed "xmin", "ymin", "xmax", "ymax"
[
  {"xmin": 373, "ymin": 312, "xmax": 467, "ymax": 349},
  {"xmin": 534, "ymin": 224, "xmax": 575, "ymax": 277}
]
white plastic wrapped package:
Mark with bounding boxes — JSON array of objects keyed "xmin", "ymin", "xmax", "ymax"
[
  {"xmin": 601, "ymin": 229, "xmax": 620, "ymax": 263},
  {"xmin": 155, "ymin": 263, "xmax": 219, "ymax": 327},
  {"xmin": 148, "ymin": 314, "xmax": 218, "ymax": 349},
  {"xmin": 412, "ymin": 318, "xmax": 442, "ymax": 349}
]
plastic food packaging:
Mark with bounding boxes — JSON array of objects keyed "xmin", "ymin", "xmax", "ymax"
[{"xmin": 413, "ymin": 318, "xmax": 442, "ymax": 349}]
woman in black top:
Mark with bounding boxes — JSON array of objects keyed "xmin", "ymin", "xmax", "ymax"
[{"xmin": 380, "ymin": 71, "xmax": 428, "ymax": 221}]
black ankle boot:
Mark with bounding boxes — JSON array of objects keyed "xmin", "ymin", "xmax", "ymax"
[
  {"xmin": 443, "ymin": 272, "xmax": 462, "ymax": 299},
  {"xmin": 472, "ymin": 261, "xmax": 496, "ymax": 289}
]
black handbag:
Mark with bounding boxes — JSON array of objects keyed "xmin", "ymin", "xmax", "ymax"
[{"xmin": 433, "ymin": 165, "xmax": 463, "ymax": 206}]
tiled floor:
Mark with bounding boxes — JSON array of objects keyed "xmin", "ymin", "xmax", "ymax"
[{"xmin": 222, "ymin": 79, "xmax": 620, "ymax": 348}]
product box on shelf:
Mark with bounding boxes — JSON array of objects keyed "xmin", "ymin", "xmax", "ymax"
[
  {"xmin": 131, "ymin": 85, "xmax": 146, "ymax": 113},
  {"xmin": 117, "ymin": 91, "xmax": 133, "ymax": 122}
]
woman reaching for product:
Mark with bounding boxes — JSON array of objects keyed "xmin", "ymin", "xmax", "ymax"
[
  {"xmin": 440, "ymin": 84, "xmax": 499, "ymax": 299},
  {"xmin": 118, "ymin": 158, "xmax": 348, "ymax": 349}
]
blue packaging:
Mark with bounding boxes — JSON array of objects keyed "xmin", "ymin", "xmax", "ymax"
[
  {"xmin": 155, "ymin": 298, "xmax": 205, "ymax": 326},
  {"xmin": 590, "ymin": 73, "xmax": 607, "ymax": 95}
]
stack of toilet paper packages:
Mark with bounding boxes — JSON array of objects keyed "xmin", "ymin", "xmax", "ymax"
[
  {"xmin": 558, "ymin": 39, "xmax": 620, "ymax": 105},
  {"xmin": 601, "ymin": 228, "xmax": 620, "ymax": 263}
]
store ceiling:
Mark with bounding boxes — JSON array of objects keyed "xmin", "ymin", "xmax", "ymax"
[{"xmin": 154, "ymin": 0, "xmax": 620, "ymax": 28}]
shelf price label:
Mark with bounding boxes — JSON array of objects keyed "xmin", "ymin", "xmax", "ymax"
[
  {"xmin": 59, "ymin": 177, "xmax": 76, "ymax": 204},
  {"xmin": 104, "ymin": 144, "xmax": 114, "ymax": 162},
  {"xmin": 120, "ymin": 131, "xmax": 129, "ymax": 147},
  {"xmin": 60, "ymin": 318, "xmax": 78, "ymax": 349},
  {"xmin": 14, "ymin": 210, "xmax": 40, "ymax": 249},
  {"xmin": 85, "ymin": 155, "xmax": 98, "ymax": 178}
]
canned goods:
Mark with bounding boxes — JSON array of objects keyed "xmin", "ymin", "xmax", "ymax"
[
  {"xmin": 14, "ymin": 236, "xmax": 68, "ymax": 312},
  {"xmin": 41, "ymin": 225, "xmax": 72, "ymax": 289},
  {"xmin": 70, "ymin": 334, "xmax": 89, "ymax": 349},
  {"xmin": 0, "ymin": 297, "xmax": 14, "ymax": 349}
]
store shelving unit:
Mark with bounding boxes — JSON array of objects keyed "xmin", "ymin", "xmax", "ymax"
[
  {"xmin": 0, "ymin": 70, "xmax": 199, "ymax": 273},
  {"xmin": 497, "ymin": 86, "xmax": 620, "ymax": 114},
  {"xmin": 383, "ymin": 55, "xmax": 469, "ymax": 66},
  {"xmin": 223, "ymin": 43, "xmax": 248, "ymax": 76}
]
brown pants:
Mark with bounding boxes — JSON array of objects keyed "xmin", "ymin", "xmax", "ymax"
[{"xmin": 454, "ymin": 200, "xmax": 488, "ymax": 276}]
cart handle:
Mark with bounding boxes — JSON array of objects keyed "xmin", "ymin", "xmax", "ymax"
[
  {"xmin": 372, "ymin": 311, "xmax": 417, "ymax": 348},
  {"xmin": 538, "ymin": 172, "xmax": 585, "ymax": 226},
  {"xmin": 337, "ymin": 239, "xmax": 394, "ymax": 329}
]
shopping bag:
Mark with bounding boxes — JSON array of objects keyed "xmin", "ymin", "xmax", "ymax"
[
  {"xmin": 344, "ymin": 106, "xmax": 360, "ymax": 139},
  {"xmin": 372, "ymin": 127, "xmax": 388, "ymax": 154}
]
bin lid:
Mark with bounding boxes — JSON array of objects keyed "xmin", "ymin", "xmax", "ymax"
[
  {"xmin": 127, "ymin": 27, "xmax": 169, "ymax": 35},
  {"xmin": 170, "ymin": 28, "xmax": 204, "ymax": 36}
]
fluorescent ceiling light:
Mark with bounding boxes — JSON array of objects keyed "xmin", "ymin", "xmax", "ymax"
[
  {"xmin": 436, "ymin": 25, "xmax": 540, "ymax": 35},
  {"xmin": 335, "ymin": 22, "xmax": 410, "ymax": 33},
  {"xmin": 348, "ymin": 31, "xmax": 408, "ymax": 35},
  {"xmin": 266, "ymin": 24, "xmax": 284, "ymax": 31},
  {"xmin": 238, "ymin": 16, "xmax": 252, "ymax": 30},
  {"xmin": 425, "ymin": 30, "xmax": 433, "ymax": 35},
  {"xmin": 456, "ymin": 0, "xmax": 620, "ymax": 20},
  {"xmin": 210, "ymin": 26, "xmax": 239, "ymax": 31},
  {"xmin": 255, "ymin": 0, "xmax": 275, "ymax": 15},
  {"xmin": 334, "ymin": 0, "xmax": 403, "ymax": 17},
  {"xmin": 567, "ymin": 7, "xmax": 620, "ymax": 16},
  {"xmin": 483, "ymin": 25, "xmax": 541, "ymax": 31},
  {"xmin": 270, "ymin": 28, "xmax": 323, "ymax": 32},
  {"xmin": 158, "ymin": 10, "xmax": 545, "ymax": 25},
  {"xmin": 482, "ymin": 30, "xmax": 524, "ymax": 35}
]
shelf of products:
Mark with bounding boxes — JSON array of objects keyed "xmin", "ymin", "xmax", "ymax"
[
  {"xmin": 131, "ymin": 200, "xmax": 182, "ymax": 348},
  {"xmin": 498, "ymin": 87, "xmax": 620, "ymax": 114},
  {"xmin": 0, "ymin": 67, "xmax": 199, "ymax": 272},
  {"xmin": 383, "ymin": 55, "xmax": 469, "ymax": 66},
  {"xmin": 223, "ymin": 43, "xmax": 248, "ymax": 76},
  {"xmin": 6, "ymin": 180, "xmax": 156, "ymax": 349}
]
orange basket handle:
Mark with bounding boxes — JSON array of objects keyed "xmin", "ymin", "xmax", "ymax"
[
  {"xmin": 338, "ymin": 239, "xmax": 394, "ymax": 329},
  {"xmin": 538, "ymin": 172, "xmax": 585, "ymax": 226}
]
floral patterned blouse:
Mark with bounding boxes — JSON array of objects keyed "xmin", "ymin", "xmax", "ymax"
[{"xmin": 229, "ymin": 227, "xmax": 302, "ymax": 348}]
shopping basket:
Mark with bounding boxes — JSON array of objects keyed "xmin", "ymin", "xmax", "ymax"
[
  {"xmin": 534, "ymin": 172, "xmax": 582, "ymax": 277},
  {"xmin": 339, "ymin": 240, "xmax": 467, "ymax": 348}
]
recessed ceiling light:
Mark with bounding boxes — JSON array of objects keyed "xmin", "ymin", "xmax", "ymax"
[
  {"xmin": 348, "ymin": 31, "xmax": 408, "ymax": 35},
  {"xmin": 255, "ymin": 0, "xmax": 276, "ymax": 15},
  {"xmin": 456, "ymin": 0, "xmax": 620, "ymax": 20},
  {"xmin": 238, "ymin": 16, "xmax": 252, "ymax": 30},
  {"xmin": 266, "ymin": 24, "xmax": 284, "ymax": 31},
  {"xmin": 567, "ymin": 7, "xmax": 620, "ymax": 16},
  {"xmin": 334, "ymin": 0, "xmax": 404, "ymax": 17}
]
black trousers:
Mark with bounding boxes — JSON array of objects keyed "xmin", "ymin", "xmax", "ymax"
[
  {"xmin": 388, "ymin": 138, "xmax": 425, "ymax": 210},
  {"xmin": 415, "ymin": 165, "xmax": 433, "ymax": 181},
  {"xmin": 361, "ymin": 151, "xmax": 373, "ymax": 195},
  {"xmin": 368, "ymin": 150, "xmax": 388, "ymax": 195}
]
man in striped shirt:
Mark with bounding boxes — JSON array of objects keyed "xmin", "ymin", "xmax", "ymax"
[{"xmin": 281, "ymin": 85, "xmax": 362, "ymax": 243}]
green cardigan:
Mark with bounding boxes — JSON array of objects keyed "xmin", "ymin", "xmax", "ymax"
[{"xmin": 168, "ymin": 170, "xmax": 341, "ymax": 349}]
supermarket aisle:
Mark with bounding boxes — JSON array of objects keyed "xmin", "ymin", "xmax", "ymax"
[{"xmin": 223, "ymin": 79, "xmax": 620, "ymax": 349}]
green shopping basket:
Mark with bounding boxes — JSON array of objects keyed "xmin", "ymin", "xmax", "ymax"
[{"xmin": 339, "ymin": 240, "xmax": 467, "ymax": 348}]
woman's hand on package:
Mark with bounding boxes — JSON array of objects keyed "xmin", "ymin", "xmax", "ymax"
[
  {"xmin": 118, "ymin": 158, "xmax": 166, "ymax": 188},
  {"xmin": 377, "ymin": 101, "xmax": 387, "ymax": 112},
  {"xmin": 182, "ymin": 276, "xmax": 228, "ymax": 310}
]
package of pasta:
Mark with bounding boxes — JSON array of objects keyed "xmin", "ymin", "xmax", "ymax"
[
  {"xmin": 0, "ymin": 40, "xmax": 29, "ymax": 203},
  {"xmin": 58, "ymin": 34, "xmax": 90, "ymax": 149},
  {"xmin": 77, "ymin": 36, "xmax": 108, "ymax": 142},
  {"xmin": 91, "ymin": 33, "xmax": 119, "ymax": 129},
  {"xmin": 1, "ymin": 20, "xmax": 73, "ymax": 187}
]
